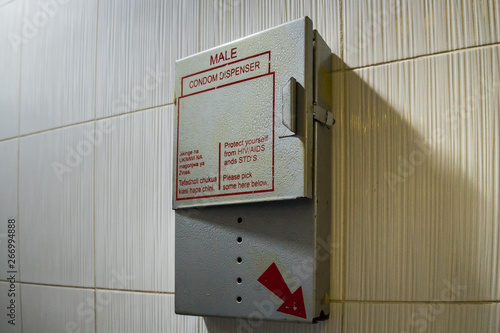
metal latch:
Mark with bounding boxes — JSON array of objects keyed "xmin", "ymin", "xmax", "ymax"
[{"xmin": 313, "ymin": 104, "xmax": 335, "ymax": 127}]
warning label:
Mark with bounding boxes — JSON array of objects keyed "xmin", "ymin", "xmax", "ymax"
[
  {"xmin": 176, "ymin": 51, "xmax": 274, "ymax": 201},
  {"xmin": 220, "ymin": 134, "xmax": 271, "ymax": 191}
]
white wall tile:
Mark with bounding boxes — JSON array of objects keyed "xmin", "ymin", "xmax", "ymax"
[
  {"xmin": 344, "ymin": 302, "xmax": 500, "ymax": 333},
  {"xmin": 344, "ymin": 0, "xmax": 500, "ymax": 68},
  {"xmin": 95, "ymin": 0, "xmax": 199, "ymax": 119},
  {"xmin": 177, "ymin": 0, "xmax": 200, "ymax": 58},
  {"xmin": 345, "ymin": 45, "xmax": 500, "ymax": 301},
  {"xmin": 20, "ymin": 0, "xmax": 97, "ymax": 134},
  {"xmin": 95, "ymin": 291, "xmax": 198, "ymax": 333},
  {"xmin": 95, "ymin": 106, "xmax": 174, "ymax": 292},
  {"xmin": 0, "ymin": 0, "xmax": 22, "ymax": 140},
  {"xmin": 21, "ymin": 284, "xmax": 95, "ymax": 333},
  {"xmin": 200, "ymin": 303, "xmax": 342, "ymax": 333},
  {"xmin": 0, "ymin": 140, "xmax": 18, "ymax": 281},
  {"xmin": 19, "ymin": 123, "xmax": 94, "ymax": 287},
  {"xmin": 199, "ymin": 0, "xmax": 342, "ymax": 69},
  {"xmin": 0, "ymin": 282, "xmax": 21, "ymax": 333}
]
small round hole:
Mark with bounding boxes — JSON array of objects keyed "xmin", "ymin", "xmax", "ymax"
[
  {"xmin": 237, "ymin": 217, "xmax": 242, "ymax": 223},
  {"xmin": 237, "ymin": 237, "xmax": 242, "ymax": 243},
  {"xmin": 237, "ymin": 257, "xmax": 242, "ymax": 263},
  {"xmin": 237, "ymin": 277, "xmax": 242, "ymax": 284},
  {"xmin": 236, "ymin": 296, "xmax": 242, "ymax": 303}
]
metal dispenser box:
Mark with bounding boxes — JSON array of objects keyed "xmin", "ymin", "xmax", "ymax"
[{"xmin": 174, "ymin": 17, "xmax": 334, "ymax": 323}]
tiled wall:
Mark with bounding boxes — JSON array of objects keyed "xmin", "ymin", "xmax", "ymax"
[{"xmin": 0, "ymin": 0, "xmax": 498, "ymax": 332}]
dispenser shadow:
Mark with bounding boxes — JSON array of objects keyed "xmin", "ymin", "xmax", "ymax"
[
  {"xmin": 195, "ymin": 52, "xmax": 495, "ymax": 331},
  {"xmin": 340, "ymin": 57, "xmax": 490, "ymax": 306}
]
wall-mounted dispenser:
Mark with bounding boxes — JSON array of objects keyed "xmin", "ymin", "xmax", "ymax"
[{"xmin": 173, "ymin": 17, "xmax": 334, "ymax": 323}]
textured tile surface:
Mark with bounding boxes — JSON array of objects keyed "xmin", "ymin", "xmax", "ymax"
[
  {"xmin": 199, "ymin": 303, "xmax": 342, "ymax": 333},
  {"xmin": 344, "ymin": 0, "xmax": 500, "ymax": 68},
  {"xmin": 19, "ymin": 124, "xmax": 94, "ymax": 287},
  {"xmin": 0, "ymin": 0, "xmax": 22, "ymax": 140},
  {"xmin": 0, "ymin": 282, "xmax": 21, "ymax": 333},
  {"xmin": 345, "ymin": 45, "xmax": 500, "ymax": 301},
  {"xmin": 20, "ymin": 0, "xmax": 97, "ymax": 134},
  {"xmin": 95, "ymin": 106, "xmax": 174, "ymax": 291},
  {"xmin": 177, "ymin": 0, "xmax": 199, "ymax": 58},
  {"xmin": 344, "ymin": 302, "xmax": 500, "ymax": 333},
  {"xmin": 96, "ymin": 0, "xmax": 190, "ymax": 118},
  {"xmin": 95, "ymin": 291, "xmax": 198, "ymax": 333},
  {"xmin": 199, "ymin": 0, "xmax": 342, "ymax": 69},
  {"xmin": 0, "ymin": 140, "xmax": 18, "ymax": 281},
  {"xmin": 21, "ymin": 284, "xmax": 95, "ymax": 333},
  {"xmin": 1, "ymin": 0, "xmax": 499, "ymax": 331}
]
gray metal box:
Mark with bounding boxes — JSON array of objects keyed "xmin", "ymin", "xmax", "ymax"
[
  {"xmin": 174, "ymin": 17, "xmax": 334, "ymax": 324},
  {"xmin": 173, "ymin": 17, "xmax": 314, "ymax": 209}
]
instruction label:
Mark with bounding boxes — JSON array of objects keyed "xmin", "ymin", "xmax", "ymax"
[{"xmin": 176, "ymin": 51, "xmax": 275, "ymax": 201}]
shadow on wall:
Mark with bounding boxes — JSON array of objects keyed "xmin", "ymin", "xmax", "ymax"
[
  {"xmin": 342, "ymin": 52, "xmax": 495, "ymax": 305},
  {"xmin": 203, "ymin": 51, "xmax": 497, "ymax": 331}
]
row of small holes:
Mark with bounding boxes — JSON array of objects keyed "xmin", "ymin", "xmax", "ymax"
[{"xmin": 237, "ymin": 217, "xmax": 243, "ymax": 303}]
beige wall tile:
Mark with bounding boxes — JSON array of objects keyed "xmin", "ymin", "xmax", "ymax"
[{"xmin": 343, "ymin": 0, "xmax": 500, "ymax": 68}]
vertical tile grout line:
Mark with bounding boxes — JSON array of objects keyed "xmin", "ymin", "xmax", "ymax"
[
  {"xmin": 17, "ymin": 0, "xmax": 22, "ymax": 139},
  {"xmin": 17, "ymin": 117, "xmax": 22, "ymax": 333},
  {"xmin": 93, "ymin": 0, "xmax": 99, "ymax": 123},
  {"xmin": 339, "ymin": 0, "xmax": 346, "ymax": 331},
  {"xmin": 17, "ymin": 0, "xmax": 27, "ymax": 331},
  {"xmin": 17, "ymin": 131, "xmax": 22, "ymax": 333},
  {"xmin": 93, "ymin": 0, "xmax": 101, "ymax": 332},
  {"xmin": 340, "ymin": 68, "xmax": 347, "ymax": 333},
  {"xmin": 93, "ymin": 119, "xmax": 98, "ymax": 333}
]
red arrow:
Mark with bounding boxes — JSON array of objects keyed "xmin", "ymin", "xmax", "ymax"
[{"xmin": 257, "ymin": 262, "xmax": 307, "ymax": 319}]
